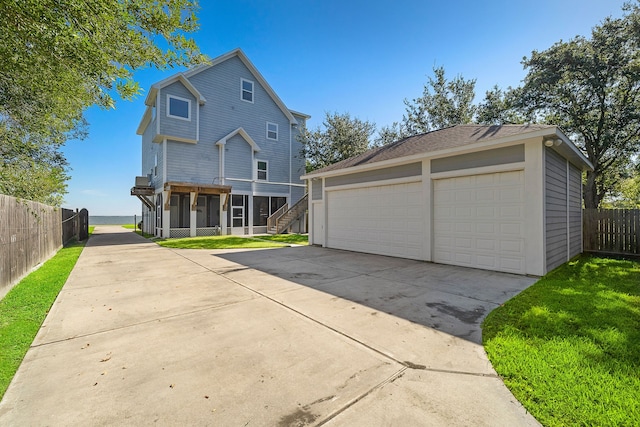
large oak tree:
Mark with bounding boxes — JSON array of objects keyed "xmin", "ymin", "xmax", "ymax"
[{"xmin": 519, "ymin": 2, "xmax": 640, "ymax": 208}]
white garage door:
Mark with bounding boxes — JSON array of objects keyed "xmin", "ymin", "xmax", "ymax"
[
  {"xmin": 433, "ymin": 170, "xmax": 525, "ymax": 274},
  {"xmin": 326, "ymin": 182, "xmax": 424, "ymax": 260}
]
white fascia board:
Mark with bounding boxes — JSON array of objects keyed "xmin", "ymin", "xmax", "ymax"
[
  {"xmin": 215, "ymin": 127, "xmax": 261, "ymax": 152},
  {"xmin": 144, "ymin": 73, "xmax": 206, "ymax": 106},
  {"xmin": 554, "ymin": 128, "xmax": 594, "ymax": 171},
  {"xmin": 184, "ymin": 48, "xmax": 297, "ymax": 125},
  {"xmin": 302, "ymin": 127, "xmax": 566, "ymax": 181},
  {"xmin": 289, "ymin": 109, "xmax": 311, "ymax": 120},
  {"xmin": 136, "ymin": 106, "xmax": 152, "ymax": 135}
]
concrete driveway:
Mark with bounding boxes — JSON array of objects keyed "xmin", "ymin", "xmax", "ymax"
[{"xmin": 0, "ymin": 226, "xmax": 540, "ymax": 426}]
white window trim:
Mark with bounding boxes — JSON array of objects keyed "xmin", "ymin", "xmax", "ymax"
[
  {"xmin": 256, "ymin": 160, "xmax": 268, "ymax": 181},
  {"xmin": 166, "ymin": 94, "xmax": 191, "ymax": 121},
  {"xmin": 266, "ymin": 122, "xmax": 278, "ymax": 141},
  {"xmin": 241, "ymin": 78, "xmax": 254, "ymax": 103}
]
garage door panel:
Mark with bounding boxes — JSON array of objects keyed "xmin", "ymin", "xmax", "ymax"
[
  {"xmin": 327, "ymin": 182, "xmax": 424, "ymax": 260},
  {"xmin": 434, "ymin": 170, "xmax": 525, "ymax": 274}
]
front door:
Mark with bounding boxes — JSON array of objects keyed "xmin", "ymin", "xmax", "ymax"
[{"xmin": 231, "ymin": 195, "xmax": 245, "ymax": 235}]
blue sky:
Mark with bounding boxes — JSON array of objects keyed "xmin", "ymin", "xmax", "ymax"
[{"xmin": 62, "ymin": 0, "xmax": 627, "ymax": 215}]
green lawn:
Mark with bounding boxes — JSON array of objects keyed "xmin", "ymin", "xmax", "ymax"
[
  {"xmin": 252, "ymin": 234, "xmax": 308, "ymax": 245},
  {"xmin": 122, "ymin": 224, "xmax": 154, "ymax": 238},
  {"xmin": 156, "ymin": 235, "xmax": 290, "ymax": 249},
  {"xmin": 0, "ymin": 239, "xmax": 89, "ymax": 400},
  {"xmin": 483, "ymin": 255, "xmax": 640, "ymax": 426}
]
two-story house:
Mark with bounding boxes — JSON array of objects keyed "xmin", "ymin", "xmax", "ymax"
[{"xmin": 132, "ymin": 48, "xmax": 309, "ymax": 238}]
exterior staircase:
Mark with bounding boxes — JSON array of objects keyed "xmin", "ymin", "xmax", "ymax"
[{"xmin": 267, "ymin": 194, "xmax": 308, "ymax": 234}]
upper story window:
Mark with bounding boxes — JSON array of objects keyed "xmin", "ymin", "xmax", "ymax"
[
  {"xmin": 167, "ymin": 95, "xmax": 191, "ymax": 120},
  {"xmin": 257, "ymin": 160, "xmax": 268, "ymax": 181},
  {"xmin": 266, "ymin": 122, "xmax": 278, "ymax": 141},
  {"xmin": 241, "ymin": 78, "xmax": 254, "ymax": 103}
]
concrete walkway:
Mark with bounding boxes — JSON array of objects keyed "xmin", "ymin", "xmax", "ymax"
[{"xmin": 0, "ymin": 226, "xmax": 540, "ymax": 426}]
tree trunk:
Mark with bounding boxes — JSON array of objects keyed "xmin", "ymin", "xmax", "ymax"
[{"xmin": 584, "ymin": 170, "xmax": 600, "ymax": 208}]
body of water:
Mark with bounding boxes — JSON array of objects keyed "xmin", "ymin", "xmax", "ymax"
[{"xmin": 89, "ymin": 216, "xmax": 138, "ymax": 225}]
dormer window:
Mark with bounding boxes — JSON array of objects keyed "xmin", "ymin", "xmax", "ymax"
[
  {"xmin": 167, "ymin": 95, "xmax": 191, "ymax": 120},
  {"xmin": 266, "ymin": 122, "xmax": 278, "ymax": 141},
  {"xmin": 241, "ymin": 78, "xmax": 254, "ymax": 103}
]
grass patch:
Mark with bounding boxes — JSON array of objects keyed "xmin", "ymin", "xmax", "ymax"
[
  {"xmin": 253, "ymin": 234, "xmax": 308, "ymax": 245},
  {"xmin": 156, "ymin": 235, "xmax": 289, "ymax": 249},
  {"xmin": 0, "ymin": 239, "xmax": 88, "ymax": 400},
  {"xmin": 483, "ymin": 255, "xmax": 640, "ymax": 426},
  {"xmin": 121, "ymin": 224, "xmax": 153, "ymax": 238}
]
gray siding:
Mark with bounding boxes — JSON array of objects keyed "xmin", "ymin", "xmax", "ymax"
[
  {"xmin": 187, "ymin": 56, "xmax": 304, "ymax": 191},
  {"xmin": 159, "ymin": 81, "xmax": 197, "ymax": 142},
  {"xmin": 142, "ymin": 123, "xmax": 163, "ymax": 189},
  {"xmin": 545, "ymin": 148, "xmax": 569, "ymax": 271},
  {"xmin": 166, "ymin": 138, "xmax": 217, "ymax": 184},
  {"xmin": 568, "ymin": 164, "xmax": 582, "ymax": 258},
  {"xmin": 431, "ymin": 144, "xmax": 524, "ymax": 173},
  {"xmin": 325, "ymin": 163, "xmax": 422, "ymax": 187},
  {"xmin": 311, "ymin": 179, "xmax": 323, "ymax": 200},
  {"xmin": 225, "ymin": 134, "xmax": 253, "ymax": 180}
]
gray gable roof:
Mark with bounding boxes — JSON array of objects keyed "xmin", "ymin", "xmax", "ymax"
[{"xmin": 306, "ymin": 124, "xmax": 556, "ymax": 175}]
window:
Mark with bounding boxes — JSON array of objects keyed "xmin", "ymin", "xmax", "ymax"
[
  {"xmin": 266, "ymin": 122, "xmax": 278, "ymax": 140},
  {"xmin": 154, "ymin": 153, "xmax": 158, "ymax": 176},
  {"xmin": 241, "ymin": 78, "xmax": 254, "ymax": 103},
  {"xmin": 257, "ymin": 160, "xmax": 268, "ymax": 181},
  {"xmin": 167, "ymin": 95, "xmax": 191, "ymax": 120}
]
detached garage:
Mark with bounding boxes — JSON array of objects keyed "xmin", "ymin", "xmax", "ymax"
[{"xmin": 303, "ymin": 125, "xmax": 593, "ymax": 276}]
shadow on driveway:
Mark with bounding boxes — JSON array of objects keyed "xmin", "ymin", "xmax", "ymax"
[{"xmin": 195, "ymin": 245, "xmax": 537, "ymax": 345}]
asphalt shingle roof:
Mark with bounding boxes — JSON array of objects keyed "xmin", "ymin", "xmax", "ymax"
[{"xmin": 308, "ymin": 124, "xmax": 554, "ymax": 175}]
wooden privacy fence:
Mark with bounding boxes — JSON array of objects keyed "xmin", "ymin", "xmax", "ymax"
[
  {"xmin": 583, "ymin": 208, "xmax": 640, "ymax": 256},
  {"xmin": 0, "ymin": 194, "xmax": 89, "ymax": 298}
]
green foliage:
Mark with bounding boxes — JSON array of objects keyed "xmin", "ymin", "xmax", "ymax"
[
  {"xmin": 0, "ymin": 240, "xmax": 87, "ymax": 400},
  {"xmin": 298, "ymin": 112, "xmax": 376, "ymax": 171},
  {"xmin": 402, "ymin": 66, "xmax": 476, "ymax": 135},
  {"xmin": 602, "ymin": 164, "xmax": 640, "ymax": 208},
  {"xmin": 483, "ymin": 255, "xmax": 640, "ymax": 426},
  {"xmin": 156, "ymin": 235, "xmax": 289, "ymax": 249},
  {"xmin": 519, "ymin": 3, "xmax": 640, "ymax": 208},
  {"xmin": 476, "ymin": 86, "xmax": 529, "ymax": 126},
  {"xmin": 0, "ymin": 0, "xmax": 203, "ymax": 204}
]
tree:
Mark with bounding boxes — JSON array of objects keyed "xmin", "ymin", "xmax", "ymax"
[
  {"xmin": 299, "ymin": 112, "xmax": 376, "ymax": 171},
  {"xmin": 0, "ymin": 0, "xmax": 203, "ymax": 204},
  {"xmin": 476, "ymin": 86, "xmax": 529, "ymax": 125},
  {"xmin": 373, "ymin": 121, "xmax": 409, "ymax": 147},
  {"xmin": 402, "ymin": 66, "xmax": 476, "ymax": 135},
  {"xmin": 519, "ymin": 3, "xmax": 640, "ymax": 208}
]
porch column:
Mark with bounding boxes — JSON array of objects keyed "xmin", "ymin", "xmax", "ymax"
[
  {"xmin": 162, "ymin": 190, "xmax": 170, "ymax": 238},
  {"xmin": 220, "ymin": 194, "xmax": 228, "ymax": 235},
  {"xmin": 190, "ymin": 191, "xmax": 197, "ymax": 237}
]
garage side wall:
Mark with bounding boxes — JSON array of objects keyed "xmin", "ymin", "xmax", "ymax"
[{"xmin": 545, "ymin": 147, "xmax": 582, "ymax": 272}]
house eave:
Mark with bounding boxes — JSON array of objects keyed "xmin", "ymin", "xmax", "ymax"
[
  {"xmin": 302, "ymin": 126, "xmax": 590, "ymax": 180},
  {"xmin": 136, "ymin": 107, "xmax": 152, "ymax": 135}
]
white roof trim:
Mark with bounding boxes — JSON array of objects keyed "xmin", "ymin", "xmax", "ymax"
[
  {"xmin": 144, "ymin": 73, "xmax": 206, "ymax": 106},
  {"xmin": 302, "ymin": 126, "xmax": 593, "ymax": 180},
  {"xmin": 215, "ymin": 127, "xmax": 261, "ymax": 152},
  {"xmin": 183, "ymin": 48, "xmax": 298, "ymax": 125},
  {"xmin": 289, "ymin": 109, "xmax": 311, "ymax": 120},
  {"xmin": 136, "ymin": 106, "xmax": 152, "ymax": 135}
]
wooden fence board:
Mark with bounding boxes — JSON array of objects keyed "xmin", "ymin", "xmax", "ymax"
[
  {"xmin": 0, "ymin": 195, "xmax": 64, "ymax": 299},
  {"xmin": 584, "ymin": 208, "xmax": 640, "ymax": 256}
]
